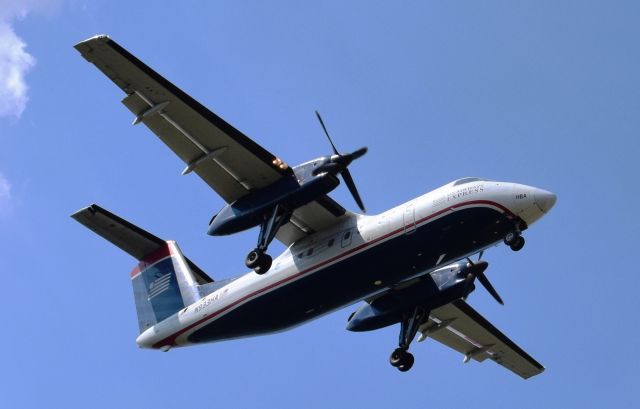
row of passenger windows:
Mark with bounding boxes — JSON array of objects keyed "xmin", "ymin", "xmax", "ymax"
[{"xmin": 296, "ymin": 231, "xmax": 351, "ymax": 259}]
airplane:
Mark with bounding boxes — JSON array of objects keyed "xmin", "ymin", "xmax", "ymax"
[{"xmin": 72, "ymin": 35, "xmax": 557, "ymax": 377}]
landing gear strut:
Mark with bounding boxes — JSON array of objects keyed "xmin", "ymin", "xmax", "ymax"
[
  {"xmin": 504, "ymin": 231, "xmax": 525, "ymax": 252},
  {"xmin": 246, "ymin": 204, "xmax": 292, "ymax": 275},
  {"xmin": 389, "ymin": 306, "xmax": 428, "ymax": 372}
]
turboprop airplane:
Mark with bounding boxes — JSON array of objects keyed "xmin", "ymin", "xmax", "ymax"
[{"xmin": 72, "ymin": 35, "xmax": 557, "ymax": 377}]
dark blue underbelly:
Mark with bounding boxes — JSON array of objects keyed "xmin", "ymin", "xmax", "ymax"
[{"xmin": 189, "ymin": 206, "xmax": 514, "ymax": 343}]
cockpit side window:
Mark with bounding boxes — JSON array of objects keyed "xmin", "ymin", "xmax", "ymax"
[{"xmin": 453, "ymin": 177, "xmax": 489, "ymax": 186}]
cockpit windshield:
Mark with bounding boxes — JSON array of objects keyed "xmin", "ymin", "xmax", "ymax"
[{"xmin": 452, "ymin": 177, "xmax": 491, "ymax": 186}]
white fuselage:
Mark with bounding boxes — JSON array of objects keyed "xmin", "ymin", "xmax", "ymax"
[{"xmin": 136, "ymin": 179, "xmax": 555, "ymax": 349}]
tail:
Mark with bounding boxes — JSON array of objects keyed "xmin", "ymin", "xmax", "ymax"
[{"xmin": 71, "ymin": 204, "xmax": 213, "ymax": 332}]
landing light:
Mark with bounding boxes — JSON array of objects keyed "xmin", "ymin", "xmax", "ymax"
[{"xmin": 272, "ymin": 158, "xmax": 289, "ymax": 170}]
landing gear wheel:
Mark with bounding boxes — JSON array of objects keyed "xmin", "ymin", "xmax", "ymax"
[
  {"xmin": 397, "ymin": 353, "xmax": 414, "ymax": 372},
  {"xmin": 390, "ymin": 348, "xmax": 407, "ymax": 367},
  {"xmin": 254, "ymin": 254, "xmax": 272, "ymax": 275},
  {"xmin": 390, "ymin": 348, "xmax": 414, "ymax": 371},
  {"xmin": 510, "ymin": 236, "xmax": 525, "ymax": 252},
  {"xmin": 504, "ymin": 231, "xmax": 519, "ymax": 246},
  {"xmin": 245, "ymin": 249, "xmax": 262, "ymax": 269},
  {"xmin": 388, "ymin": 307, "xmax": 426, "ymax": 372},
  {"xmin": 246, "ymin": 250, "xmax": 272, "ymax": 274}
]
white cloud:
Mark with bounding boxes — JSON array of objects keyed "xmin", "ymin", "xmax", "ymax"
[
  {"xmin": 0, "ymin": 0, "xmax": 58, "ymax": 119},
  {"xmin": 0, "ymin": 172, "xmax": 11, "ymax": 213},
  {"xmin": 0, "ymin": 22, "xmax": 35, "ymax": 118}
]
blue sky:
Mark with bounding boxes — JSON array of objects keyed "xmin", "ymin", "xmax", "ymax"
[{"xmin": 1, "ymin": 1, "xmax": 639, "ymax": 408}]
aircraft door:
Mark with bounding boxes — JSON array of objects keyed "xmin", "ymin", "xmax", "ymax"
[{"xmin": 403, "ymin": 204, "xmax": 416, "ymax": 234}]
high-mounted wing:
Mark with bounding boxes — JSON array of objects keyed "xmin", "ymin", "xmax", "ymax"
[
  {"xmin": 75, "ymin": 35, "xmax": 352, "ymax": 245},
  {"xmin": 74, "ymin": 35, "xmax": 292, "ymax": 203},
  {"xmin": 419, "ymin": 299, "xmax": 544, "ymax": 379}
]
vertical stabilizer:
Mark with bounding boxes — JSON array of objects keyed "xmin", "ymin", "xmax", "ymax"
[
  {"xmin": 131, "ymin": 241, "xmax": 201, "ymax": 332},
  {"xmin": 71, "ymin": 204, "xmax": 213, "ymax": 333}
]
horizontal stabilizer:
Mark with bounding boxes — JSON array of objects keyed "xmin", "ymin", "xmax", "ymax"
[
  {"xmin": 71, "ymin": 204, "xmax": 213, "ymax": 284},
  {"xmin": 72, "ymin": 204, "xmax": 164, "ymax": 259}
]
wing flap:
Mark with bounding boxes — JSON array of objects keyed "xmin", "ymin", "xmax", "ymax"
[
  {"xmin": 75, "ymin": 35, "xmax": 291, "ymax": 203},
  {"xmin": 424, "ymin": 299, "xmax": 544, "ymax": 379},
  {"xmin": 275, "ymin": 196, "xmax": 350, "ymax": 246},
  {"xmin": 76, "ymin": 35, "xmax": 357, "ymax": 247}
]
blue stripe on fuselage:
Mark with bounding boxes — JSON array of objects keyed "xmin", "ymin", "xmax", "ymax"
[{"xmin": 188, "ymin": 206, "xmax": 514, "ymax": 343}]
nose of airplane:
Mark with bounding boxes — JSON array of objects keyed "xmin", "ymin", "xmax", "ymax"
[{"xmin": 534, "ymin": 188, "xmax": 557, "ymax": 213}]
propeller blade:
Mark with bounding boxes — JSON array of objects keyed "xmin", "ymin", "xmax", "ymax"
[
  {"xmin": 476, "ymin": 272, "xmax": 504, "ymax": 305},
  {"xmin": 478, "ymin": 250, "xmax": 484, "ymax": 261},
  {"xmin": 315, "ymin": 111, "xmax": 339, "ymax": 155},
  {"xmin": 314, "ymin": 111, "xmax": 368, "ymax": 213},
  {"xmin": 333, "ymin": 146, "xmax": 368, "ymax": 167},
  {"xmin": 340, "ymin": 168, "xmax": 366, "ymax": 212},
  {"xmin": 349, "ymin": 146, "xmax": 368, "ymax": 161}
]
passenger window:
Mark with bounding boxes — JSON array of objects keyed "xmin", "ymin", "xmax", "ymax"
[
  {"xmin": 307, "ymin": 248, "xmax": 314, "ymax": 256},
  {"xmin": 328, "ymin": 238, "xmax": 335, "ymax": 247},
  {"xmin": 341, "ymin": 229, "xmax": 353, "ymax": 248},
  {"xmin": 297, "ymin": 252, "xmax": 304, "ymax": 258}
]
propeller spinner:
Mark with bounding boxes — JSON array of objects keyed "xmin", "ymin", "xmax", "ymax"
[{"xmin": 313, "ymin": 111, "xmax": 368, "ymax": 212}]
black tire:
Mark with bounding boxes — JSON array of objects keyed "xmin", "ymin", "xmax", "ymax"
[
  {"xmin": 390, "ymin": 348, "xmax": 407, "ymax": 367},
  {"xmin": 504, "ymin": 231, "xmax": 519, "ymax": 246},
  {"xmin": 245, "ymin": 249, "xmax": 262, "ymax": 269},
  {"xmin": 251, "ymin": 252, "xmax": 273, "ymax": 275},
  {"xmin": 259, "ymin": 253, "xmax": 272, "ymax": 273},
  {"xmin": 510, "ymin": 236, "xmax": 525, "ymax": 252},
  {"xmin": 397, "ymin": 352, "xmax": 415, "ymax": 372}
]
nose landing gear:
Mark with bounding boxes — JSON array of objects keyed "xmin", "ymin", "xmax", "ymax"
[
  {"xmin": 504, "ymin": 231, "xmax": 525, "ymax": 252},
  {"xmin": 389, "ymin": 306, "xmax": 429, "ymax": 372}
]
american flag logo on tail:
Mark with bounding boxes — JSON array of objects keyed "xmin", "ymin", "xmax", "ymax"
[{"xmin": 148, "ymin": 272, "xmax": 172, "ymax": 300}]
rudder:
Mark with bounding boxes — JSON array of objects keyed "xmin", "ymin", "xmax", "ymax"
[{"xmin": 131, "ymin": 241, "xmax": 201, "ymax": 332}]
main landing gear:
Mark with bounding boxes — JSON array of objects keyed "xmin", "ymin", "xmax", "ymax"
[
  {"xmin": 245, "ymin": 204, "xmax": 292, "ymax": 275},
  {"xmin": 389, "ymin": 306, "xmax": 428, "ymax": 372},
  {"xmin": 504, "ymin": 231, "xmax": 525, "ymax": 252}
]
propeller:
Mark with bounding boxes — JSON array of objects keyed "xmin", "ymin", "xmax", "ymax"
[
  {"xmin": 463, "ymin": 251, "xmax": 504, "ymax": 305},
  {"xmin": 313, "ymin": 111, "xmax": 368, "ymax": 212}
]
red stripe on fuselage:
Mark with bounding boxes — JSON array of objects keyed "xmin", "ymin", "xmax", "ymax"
[
  {"xmin": 152, "ymin": 200, "xmax": 515, "ymax": 348},
  {"xmin": 130, "ymin": 244, "xmax": 172, "ymax": 278}
]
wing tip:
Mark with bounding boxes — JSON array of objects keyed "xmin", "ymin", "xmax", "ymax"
[
  {"xmin": 70, "ymin": 203, "xmax": 100, "ymax": 220},
  {"xmin": 73, "ymin": 34, "xmax": 111, "ymax": 52}
]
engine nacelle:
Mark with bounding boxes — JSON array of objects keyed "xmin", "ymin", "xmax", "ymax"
[
  {"xmin": 346, "ymin": 261, "xmax": 472, "ymax": 332},
  {"xmin": 207, "ymin": 171, "xmax": 339, "ymax": 236}
]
